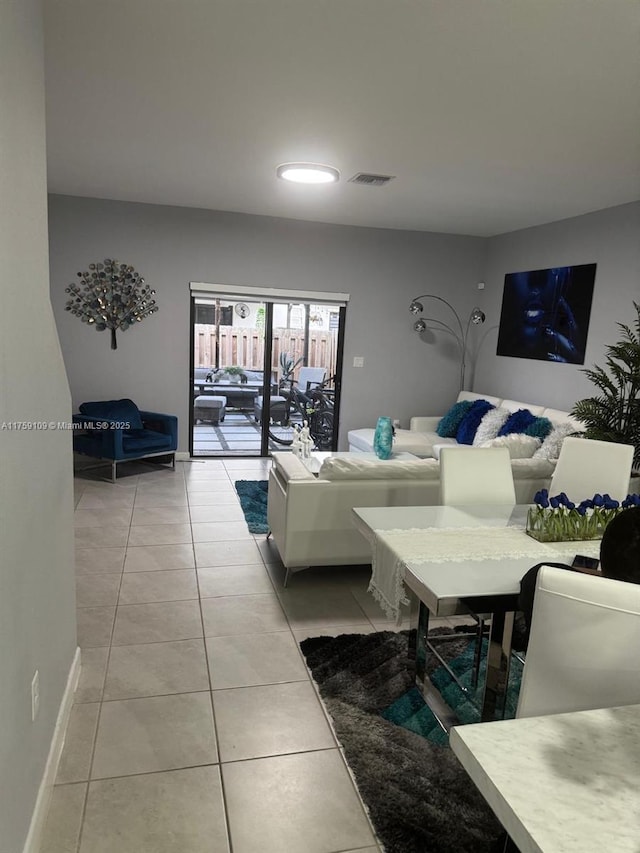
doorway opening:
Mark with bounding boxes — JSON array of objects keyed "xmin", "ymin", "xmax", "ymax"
[{"xmin": 189, "ymin": 287, "xmax": 347, "ymax": 458}]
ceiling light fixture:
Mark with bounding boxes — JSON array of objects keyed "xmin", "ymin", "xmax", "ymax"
[{"xmin": 276, "ymin": 162, "xmax": 340, "ymax": 184}]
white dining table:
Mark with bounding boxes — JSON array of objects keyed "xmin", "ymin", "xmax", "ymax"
[
  {"xmin": 351, "ymin": 504, "xmax": 601, "ymax": 722},
  {"xmin": 450, "ymin": 703, "xmax": 640, "ymax": 852}
]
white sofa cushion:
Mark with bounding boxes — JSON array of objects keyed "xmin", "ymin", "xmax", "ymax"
[
  {"xmin": 457, "ymin": 391, "xmax": 503, "ymax": 406},
  {"xmin": 510, "ymin": 457, "xmax": 556, "ymax": 479},
  {"xmin": 348, "ymin": 427, "xmax": 450, "ymax": 458},
  {"xmin": 501, "ymin": 399, "xmax": 546, "ymax": 416},
  {"xmin": 271, "ymin": 452, "xmax": 316, "ymax": 481},
  {"xmin": 542, "ymin": 407, "xmax": 585, "ymax": 431},
  {"xmin": 318, "ymin": 456, "xmax": 439, "ymax": 480},
  {"xmin": 481, "ymin": 433, "xmax": 542, "ymax": 458}
]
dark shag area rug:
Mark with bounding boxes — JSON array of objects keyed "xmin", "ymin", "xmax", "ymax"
[
  {"xmin": 235, "ymin": 479, "xmax": 269, "ymax": 533},
  {"xmin": 300, "ymin": 630, "xmax": 508, "ymax": 853}
]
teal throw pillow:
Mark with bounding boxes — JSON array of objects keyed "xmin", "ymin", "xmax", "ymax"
[
  {"xmin": 436, "ymin": 400, "xmax": 473, "ymax": 438},
  {"xmin": 523, "ymin": 416, "xmax": 553, "ymax": 441},
  {"xmin": 456, "ymin": 400, "xmax": 495, "ymax": 445}
]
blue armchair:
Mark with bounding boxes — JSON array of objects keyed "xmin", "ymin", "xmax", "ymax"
[{"xmin": 73, "ymin": 398, "xmax": 178, "ymax": 482}]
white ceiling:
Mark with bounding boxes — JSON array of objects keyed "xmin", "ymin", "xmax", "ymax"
[{"xmin": 43, "ymin": 0, "xmax": 640, "ymax": 237}]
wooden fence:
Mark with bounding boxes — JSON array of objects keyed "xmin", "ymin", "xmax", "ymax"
[{"xmin": 194, "ymin": 325, "xmax": 338, "ymax": 379}]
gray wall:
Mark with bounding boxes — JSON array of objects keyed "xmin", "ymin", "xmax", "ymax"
[
  {"xmin": 48, "ymin": 195, "xmax": 640, "ymax": 453},
  {"xmin": 0, "ymin": 2, "xmax": 76, "ymax": 851},
  {"xmin": 48, "ymin": 196, "xmax": 486, "ymax": 449},
  {"xmin": 476, "ymin": 202, "xmax": 640, "ymax": 410}
]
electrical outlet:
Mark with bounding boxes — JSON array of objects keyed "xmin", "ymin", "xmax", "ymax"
[
  {"xmin": 353, "ymin": 356, "xmax": 364, "ymax": 368},
  {"xmin": 31, "ymin": 670, "xmax": 40, "ymax": 721},
  {"xmin": 477, "ymin": 281, "xmax": 485, "ymax": 290}
]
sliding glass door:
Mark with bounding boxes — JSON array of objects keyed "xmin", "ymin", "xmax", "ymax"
[{"xmin": 190, "ymin": 288, "xmax": 345, "ymax": 458}]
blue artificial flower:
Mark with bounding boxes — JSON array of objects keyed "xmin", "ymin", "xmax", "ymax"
[
  {"xmin": 559, "ymin": 492, "xmax": 570, "ymax": 505},
  {"xmin": 565, "ymin": 500, "xmax": 576, "ymax": 510},
  {"xmin": 579, "ymin": 498, "xmax": 594, "ymax": 510},
  {"xmin": 576, "ymin": 505, "xmax": 587, "ymax": 516},
  {"xmin": 549, "ymin": 496, "xmax": 559, "ymax": 509},
  {"xmin": 603, "ymin": 494, "xmax": 620, "ymax": 510},
  {"xmin": 592, "ymin": 493, "xmax": 604, "ymax": 507},
  {"xmin": 534, "ymin": 489, "xmax": 549, "ymax": 508},
  {"xmin": 629, "ymin": 494, "xmax": 640, "ymax": 506}
]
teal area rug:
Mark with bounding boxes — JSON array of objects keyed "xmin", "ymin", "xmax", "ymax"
[
  {"xmin": 234, "ymin": 479, "xmax": 269, "ymax": 533},
  {"xmin": 301, "ymin": 629, "xmax": 507, "ymax": 852}
]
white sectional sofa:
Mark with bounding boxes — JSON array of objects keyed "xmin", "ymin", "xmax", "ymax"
[
  {"xmin": 347, "ymin": 391, "xmax": 585, "ymax": 458},
  {"xmin": 267, "ymin": 450, "xmax": 556, "ymax": 579}
]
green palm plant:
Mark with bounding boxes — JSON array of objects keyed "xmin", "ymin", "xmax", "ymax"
[
  {"xmin": 571, "ymin": 302, "xmax": 640, "ymax": 470},
  {"xmin": 278, "ymin": 351, "xmax": 303, "ymax": 384}
]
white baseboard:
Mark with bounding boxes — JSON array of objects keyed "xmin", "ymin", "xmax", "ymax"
[
  {"xmin": 22, "ymin": 647, "xmax": 81, "ymax": 853},
  {"xmin": 175, "ymin": 451, "xmax": 191, "ymax": 461}
]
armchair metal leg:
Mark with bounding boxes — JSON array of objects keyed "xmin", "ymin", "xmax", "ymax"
[{"xmin": 111, "ymin": 460, "xmax": 117, "ymax": 483}]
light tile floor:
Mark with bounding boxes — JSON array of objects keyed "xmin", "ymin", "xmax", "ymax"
[{"xmin": 42, "ymin": 457, "xmax": 462, "ymax": 853}]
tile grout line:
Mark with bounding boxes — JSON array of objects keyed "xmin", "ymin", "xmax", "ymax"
[
  {"xmin": 69, "ymin": 459, "xmax": 380, "ymax": 852},
  {"xmin": 72, "ymin": 467, "xmax": 139, "ymax": 853}
]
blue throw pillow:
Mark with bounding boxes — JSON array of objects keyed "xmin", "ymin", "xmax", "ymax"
[
  {"xmin": 456, "ymin": 400, "xmax": 495, "ymax": 445},
  {"xmin": 79, "ymin": 398, "xmax": 144, "ymax": 430},
  {"xmin": 436, "ymin": 400, "xmax": 473, "ymax": 438},
  {"xmin": 498, "ymin": 409, "xmax": 537, "ymax": 436},
  {"xmin": 523, "ymin": 416, "xmax": 553, "ymax": 441}
]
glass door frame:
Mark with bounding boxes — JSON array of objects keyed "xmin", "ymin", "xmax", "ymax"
[{"xmin": 189, "ymin": 285, "xmax": 348, "ymax": 458}]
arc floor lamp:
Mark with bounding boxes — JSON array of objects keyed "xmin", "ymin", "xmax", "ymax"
[{"xmin": 409, "ymin": 294, "xmax": 486, "ymax": 391}]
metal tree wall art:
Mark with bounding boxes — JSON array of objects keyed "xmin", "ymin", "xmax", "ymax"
[{"xmin": 65, "ymin": 259, "xmax": 158, "ymax": 350}]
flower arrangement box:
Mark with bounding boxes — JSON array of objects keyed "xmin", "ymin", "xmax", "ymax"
[{"xmin": 526, "ymin": 490, "xmax": 640, "ymax": 542}]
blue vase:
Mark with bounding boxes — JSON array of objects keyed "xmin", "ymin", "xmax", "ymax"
[{"xmin": 373, "ymin": 416, "xmax": 394, "ymax": 460}]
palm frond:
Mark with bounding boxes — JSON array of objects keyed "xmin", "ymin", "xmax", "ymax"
[{"xmin": 573, "ymin": 302, "xmax": 640, "ymax": 470}]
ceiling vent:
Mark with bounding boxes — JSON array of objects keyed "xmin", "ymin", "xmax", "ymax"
[{"xmin": 348, "ymin": 172, "xmax": 396, "ymax": 187}]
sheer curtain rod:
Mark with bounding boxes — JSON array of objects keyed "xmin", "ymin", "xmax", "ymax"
[{"xmin": 190, "ymin": 282, "xmax": 349, "ymax": 306}]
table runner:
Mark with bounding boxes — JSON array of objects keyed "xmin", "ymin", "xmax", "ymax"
[{"xmin": 367, "ymin": 525, "xmax": 601, "ymax": 622}]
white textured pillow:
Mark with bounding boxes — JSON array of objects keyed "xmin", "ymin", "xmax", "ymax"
[
  {"xmin": 481, "ymin": 433, "xmax": 541, "ymax": 459},
  {"xmin": 532, "ymin": 422, "xmax": 579, "ymax": 460},
  {"xmin": 318, "ymin": 457, "xmax": 439, "ymax": 480},
  {"xmin": 473, "ymin": 407, "xmax": 510, "ymax": 446}
]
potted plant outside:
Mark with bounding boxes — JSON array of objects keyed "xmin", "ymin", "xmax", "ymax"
[
  {"xmin": 278, "ymin": 352, "xmax": 304, "ymax": 390},
  {"xmin": 571, "ymin": 302, "xmax": 640, "ymax": 471},
  {"xmin": 222, "ymin": 365, "xmax": 247, "ymax": 384}
]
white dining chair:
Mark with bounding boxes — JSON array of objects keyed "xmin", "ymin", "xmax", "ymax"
[
  {"xmin": 439, "ymin": 446, "xmax": 516, "ymax": 506},
  {"xmin": 548, "ymin": 436, "xmax": 634, "ymax": 502},
  {"xmin": 516, "ymin": 565, "xmax": 640, "ymax": 718},
  {"xmin": 437, "ymin": 446, "xmax": 516, "ymax": 685}
]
